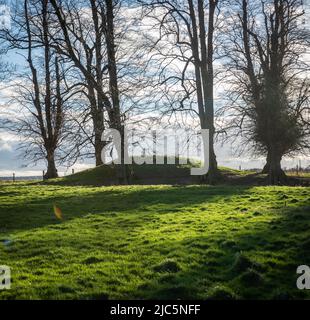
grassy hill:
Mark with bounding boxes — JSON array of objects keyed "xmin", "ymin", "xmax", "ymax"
[
  {"xmin": 0, "ymin": 181, "xmax": 309, "ymax": 299},
  {"xmin": 47, "ymin": 163, "xmax": 309, "ymax": 187},
  {"xmin": 47, "ymin": 158, "xmax": 201, "ymax": 186},
  {"xmin": 46, "ymin": 159, "xmax": 255, "ymax": 187}
]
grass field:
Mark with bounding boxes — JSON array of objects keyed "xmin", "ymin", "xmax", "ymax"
[{"xmin": 0, "ymin": 181, "xmax": 309, "ymax": 300}]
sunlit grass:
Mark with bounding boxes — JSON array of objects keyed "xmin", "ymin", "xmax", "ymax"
[{"xmin": 0, "ymin": 182, "xmax": 309, "ymax": 299}]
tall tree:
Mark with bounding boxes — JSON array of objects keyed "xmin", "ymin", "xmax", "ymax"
[
  {"xmin": 0, "ymin": 0, "xmax": 74, "ymax": 179},
  {"xmin": 50, "ymin": 0, "xmax": 129, "ymax": 182},
  {"xmin": 220, "ymin": 0, "xmax": 310, "ymax": 184},
  {"xmin": 141, "ymin": 0, "xmax": 221, "ymax": 182}
]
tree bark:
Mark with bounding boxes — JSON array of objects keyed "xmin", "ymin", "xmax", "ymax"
[
  {"xmin": 267, "ymin": 148, "xmax": 287, "ymax": 185},
  {"xmin": 94, "ymin": 133, "xmax": 104, "ymax": 166},
  {"xmin": 89, "ymin": 90, "xmax": 105, "ymax": 167},
  {"xmin": 199, "ymin": 0, "xmax": 218, "ymax": 182},
  {"xmin": 105, "ymin": 0, "xmax": 128, "ymax": 184},
  {"xmin": 188, "ymin": 0, "xmax": 220, "ymax": 184},
  {"xmin": 262, "ymin": 152, "xmax": 271, "ymax": 174},
  {"xmin": 44, "ymin": 151, "xmax": 58, "ymax": 179}
]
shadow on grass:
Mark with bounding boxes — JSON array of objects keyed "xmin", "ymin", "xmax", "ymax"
[
  {"xmin": 129, "ymin": 202, "xmax": 310, "ymax": 300},
  {"xmin": 0, "ymin": 185, "xmax": 250, "ymax": 234},
  {"xmin": 0, "ymin": 183, "xmax": 309, "ymax": 300}
]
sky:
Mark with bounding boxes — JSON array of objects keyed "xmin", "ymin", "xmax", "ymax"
[{"xmin": 0, "ymin": 0, "xmax": 309, "ymax": 177}]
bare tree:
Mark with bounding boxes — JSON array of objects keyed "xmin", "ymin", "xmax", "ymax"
[
  {"xmin": 0, "ymin": 0, "xmax": 77, "ymax": 178},
  {"xmin": 220, "ymin": 0, "xmax": 310, "ymax": 184},
  {"xmin": 49, "ymin": 0, "xmax": 109, "ymax": 166},
  {"xmin": 49, "ymin": 0, "xmax": 132, "ymax": 182},
  {"xmin": 140, "ymin": 0, "xmax": 222, "ymax": 182}
]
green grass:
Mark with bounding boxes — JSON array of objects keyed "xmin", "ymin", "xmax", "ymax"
[
  {"xmin": 0, "ymin": 181, "xmax": 309, "ymax": 300},
  {"xmin": 218, "ymin": 167, "xmax": 254, "ymax": 176},
  {"xmin": 287, "ymin": 171, "xmax": 310, "ymax": 178}
]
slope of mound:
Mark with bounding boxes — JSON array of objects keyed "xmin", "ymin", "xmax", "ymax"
[{"xmin": 47, "ymin": 157, "xmax": 203, "ymax": 186}]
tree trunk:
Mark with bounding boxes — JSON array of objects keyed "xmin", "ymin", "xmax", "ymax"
[
  {"xmin": 187, "ymin": 0, "xmax": 220, "ymax": 185},
  {"xmin": 94, "ymin": 132, "xmax": 104, "ymax": 166},
  {"xmin": 262, "ymin": 152, "xmax": 271, "ymax": 174},
  {"xmin": 206, "ymin": 135, "xmax": 220, "ymax": 184},
  {"xmin": 44, "ymin": 152, "xmax": 58, "ymax": 179},
  {"xmin": 198, "ymin": 124, "xmax": 220, "ymax": 184},
  {"xmin": 106, "ymin": 0, "xmax": 128, "ymax": 184},
  {"xmin": 93, "ymin": 107, "xmax": 105, "ymax": 167},
  {"xmin": 117, "ymin": 124, "xmax": 129, "ymax": 184},
  {"xmin": 87, "ymin": 62, "xmax": 105, "ymax": 167},
  {"xmin": 205, "ymin": 0, "xmax": 219, "ymax": 184},
  {"xmin": 267, "ymin": 149, "xmax": 287, "ymax": 185}
]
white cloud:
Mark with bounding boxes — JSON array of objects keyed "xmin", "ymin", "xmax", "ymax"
[{"xmin": 0, "ymin": 140, "xmax": 12, "ymax": 151}]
